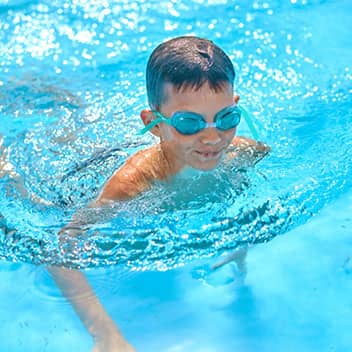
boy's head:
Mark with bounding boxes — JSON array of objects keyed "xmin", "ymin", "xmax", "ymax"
[
  {"xmin": 141, "ymin": 36, "xmax": 240, "ymax": 172},
  {"xmin": 146, "ymin": 36, "xmax": 235, "ymax": 110}
]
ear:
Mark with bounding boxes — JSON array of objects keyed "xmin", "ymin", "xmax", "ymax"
[
  {"xmin": 234, "ymin": 94, "xmax": 240, "ymax": 104},
  {"xmin": 140, "ymin": 109, "xmax": 161, "ymax": 137}
]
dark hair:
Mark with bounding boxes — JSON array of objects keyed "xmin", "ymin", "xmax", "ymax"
[{"xmin": 146, "ymin": 36, "xmax": 235, "ymax": 109}]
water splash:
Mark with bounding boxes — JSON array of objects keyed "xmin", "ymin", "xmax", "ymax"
[{"xmin": 0, "ymin": 0, "xmax": 351, "ymax": 269}]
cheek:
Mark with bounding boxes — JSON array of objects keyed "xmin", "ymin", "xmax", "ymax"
[
  {"xmin": 159, "ymin": 125, "xmax": 175, "ymax": 140},
  {"xmin": 161, "ymin": 126, "xmax": 193, "ymax": 144}
]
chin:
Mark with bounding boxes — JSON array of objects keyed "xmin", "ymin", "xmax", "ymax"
[
  {"xmin": 191, "ymin": 160, "xmax": 220, "ymax": 171},
  {"xmin": 189, "ymin": 151, "xmax": 224, "ymax": 171}
]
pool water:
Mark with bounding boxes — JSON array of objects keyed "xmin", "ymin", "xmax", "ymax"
[
  {"xmin": 0, "ymin": 0, "xmax": 351, "ymax": 351},
  {"xmin": 1, "ymin": 190, "xmax": 351, "ymax": 351}
]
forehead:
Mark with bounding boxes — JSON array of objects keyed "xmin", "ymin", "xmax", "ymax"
[
  {"xmin": 163, "ymin": 81, "xmax": 232, "ymax": 97},
  {"xmin": 162, "ymin": 82, "xmax": 233, "ymax": 104},
  {"xmin": 160, "ymin": 82, "xmax": 234, "ymax": 114}
]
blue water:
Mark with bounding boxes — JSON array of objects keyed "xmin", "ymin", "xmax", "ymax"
[
  {"xmin": 1, "ymin": 192, "xmax": 352, "ymax": 351},
  {"xmin": 0, "ymin": 0, "xmax": 351, "ymax": 351}
]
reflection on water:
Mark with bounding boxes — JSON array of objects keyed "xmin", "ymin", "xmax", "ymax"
[{"xmin": 0, "ymin": 0, "xmax": 351, "ymax": 269}]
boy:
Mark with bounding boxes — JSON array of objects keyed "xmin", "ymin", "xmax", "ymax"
[
  {"xmin": 49, "ymin": 36, "xmax": 270, "ymax": 352},
  {"xmin": 95, "ymin": 36, "xmax": 268, "ymax": 204}
]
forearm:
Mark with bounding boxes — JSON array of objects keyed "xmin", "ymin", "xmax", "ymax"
[
  {"xmin": 51, "ymin": 213, "xmax": 115, "ymax": 337},
  {"xmin": 48, "ymin": 266, "xmax": 119, "ymax": 338},
  {"xmin": 49, "ymin": 206, "xmax": 136, "ymax": 350}
]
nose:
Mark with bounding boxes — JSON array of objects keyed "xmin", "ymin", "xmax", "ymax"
[{"xmin": 200, "ymin": 127, "xmax": 222, "ymax": 145}]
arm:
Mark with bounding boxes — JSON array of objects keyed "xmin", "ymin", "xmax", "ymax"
[
  {"xmin": 214, "ymin": 137, "xmax": 270, "ymax": 271},
  {"xmin": 48, "ymin": 266, "xmax": 135, "ymax": 352},
  {"xmin": 49, "ymin": 208, "xmax": 136, "ymax": 351},
  {"xmin": 49, "ymin": 144, "xmax": 172, "ymax": 349}
]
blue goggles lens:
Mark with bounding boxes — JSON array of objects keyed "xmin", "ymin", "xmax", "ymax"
[
  {"xmin": 139, "ymin": 105, "xmax": 241, "ymax": 136},
  {"xmin": 172, "ymin": 105, "xmax": 241, "ymax": 135}
]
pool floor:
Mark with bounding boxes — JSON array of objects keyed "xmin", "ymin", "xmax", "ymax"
[{"xmin": 0, "ymin": 190, "xmax": 351, "ymax": 352}]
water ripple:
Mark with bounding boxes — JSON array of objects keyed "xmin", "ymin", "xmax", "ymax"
[{"xmin": 0, "ymin": 0, "xmax": 351, "ymax": 269}]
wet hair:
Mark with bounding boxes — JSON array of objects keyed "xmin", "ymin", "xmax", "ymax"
[{"xmin": 146, "ymin": 36, "xmax": 235, "ymax": 109}]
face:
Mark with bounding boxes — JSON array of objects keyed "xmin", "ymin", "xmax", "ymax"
[{"xmin": 156, "ymin": 82, "xmax": 236, "ymax": 171}]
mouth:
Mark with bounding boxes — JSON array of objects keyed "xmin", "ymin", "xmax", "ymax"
[{"xmin": 194, "ymin": 150, "xmax": 223, "ymax": 160}]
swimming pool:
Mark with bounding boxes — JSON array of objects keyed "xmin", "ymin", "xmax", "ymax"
[{"xmin": 0, "ymin": 0, "xmax": 351, "ymax": 351}]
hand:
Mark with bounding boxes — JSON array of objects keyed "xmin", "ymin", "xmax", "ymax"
[
  {"xmin": 90, "ymin": 315, "xmax": 136, "ymax": 352},
  {"xmin": 92, "ymin": 332, "xmax": 136, "ymax": 352}
]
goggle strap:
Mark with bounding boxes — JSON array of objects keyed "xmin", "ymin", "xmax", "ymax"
[
  {"xmin": 238, "ymin": 105, "xmax": 260, "ymax": 140},
  {"xmin": 137, "ymin": 114, "xmax": 170, "ymax": 135}
]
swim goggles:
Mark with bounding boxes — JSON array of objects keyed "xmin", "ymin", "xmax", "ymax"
[
  {"xmin": 138, "ymin": 104, "xmax": 260, "ymax": 139},
  {"xmin": 138, "ymin": 104, "xmax": 241, "ymax": 136}
]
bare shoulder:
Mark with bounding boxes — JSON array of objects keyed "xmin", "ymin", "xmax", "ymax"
[
  {"xmin": 227, "ymin": 135, "xmax": 271, "ymax": 166},
  {"xmin": 97, "ymin": 145, "xmax": 171, "ymax": 203}
]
